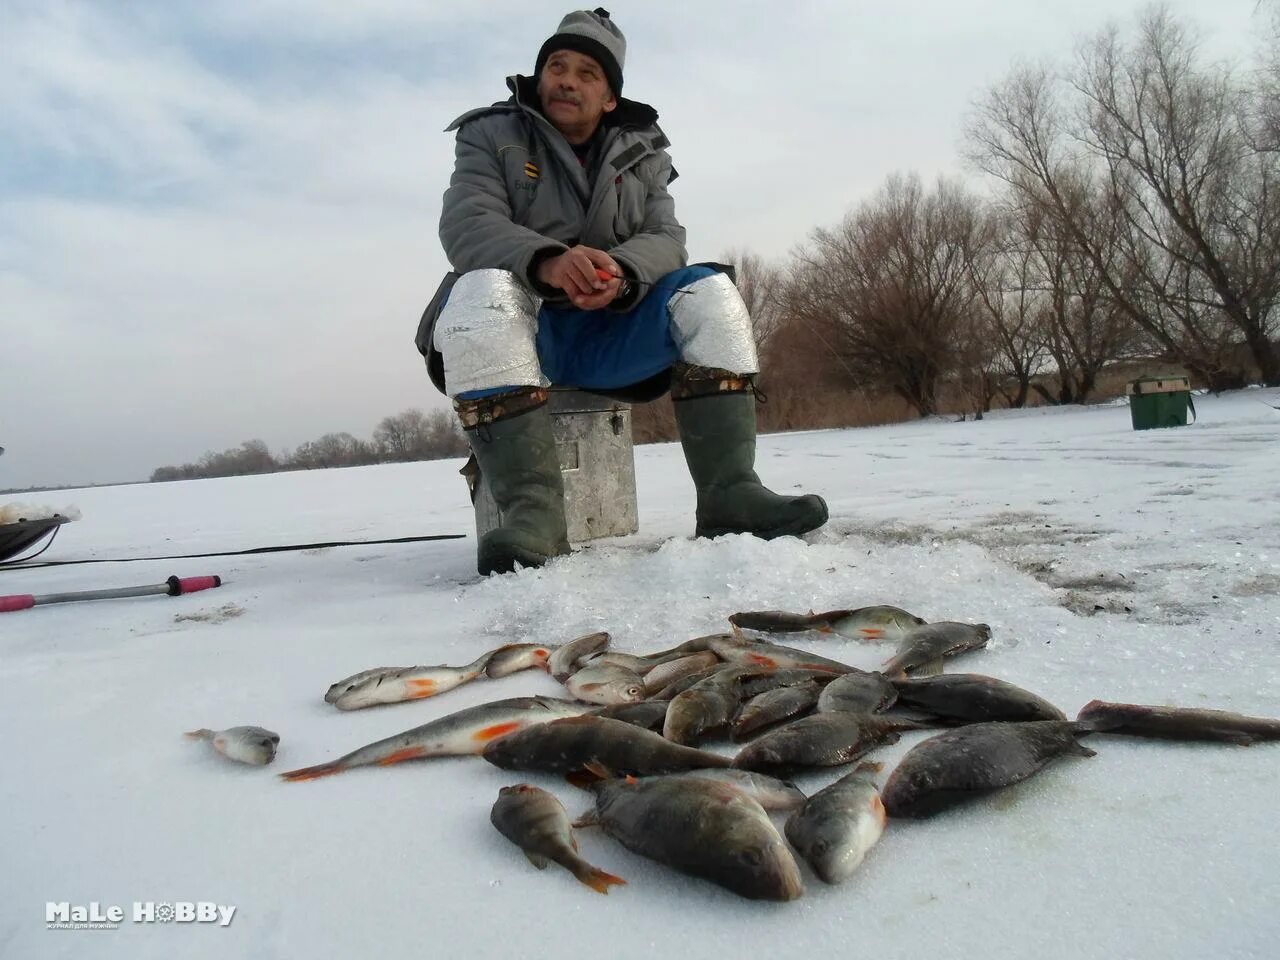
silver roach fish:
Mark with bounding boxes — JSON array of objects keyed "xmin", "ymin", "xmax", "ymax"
[
  {"xmin": 280, "ymin": 697, "xmax": 592, "ymax": 782},
  {"xmin": 730, "ymin": 605, "xmax": 926, "ymax": 641},
  {"xmin": 881, "ymin": 720, "xmax": 1095, "ymax": 819},
  {"xmin": 580, "ymin": 775, "xmax": 805, "ymax": 901},
  {"xmin": 327, "ymin": 652, "xmax": 492, "ymax": 710},
  {"xmin": 486, "ymin": 643, "xmax": 557, "ymax": 679},
  {"xmin": 490, "ymin": 784, "xmax": 626, "ymax": 894},
  {"xmin": 881, "ymin": 622, "xmax": 992, "ymax": 678},
  {"xmin": 784, "ymin": 762, "xmax": 885, "ymax": 884},
  {"xmin": 548, "ymin": 631, "xmax": 611, "ymax": 682},
  {"xmin": 1077, "ymin": 700, "xmax": 1280, "ymax": 745},
  {"xmin": 185, "ymin": 726, "xmax": 280, "ymax": 766},
  {"xmin": 565, "ymin": 663, "xmax": 646, "ymax": 706}
]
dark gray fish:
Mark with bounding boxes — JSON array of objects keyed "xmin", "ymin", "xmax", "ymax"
[
  {"xmin": 784, "ymin": 762, "xmax": 885, "ymax": 884},
  {"xmin": 490, "ymin": 784, "xmax": 626, "ymax": 894},
  {"xmin": 733, "ymin": 713, "xmax": 924, "ymax": 775},
  {"xmin": 663, "ymin": 666, "xmax": 765, "ymax": 745},
  {"xmin": 731, "ymin": 683, "xmax": 822, "ymax": 742},
  {"xmin": 731, "ymin": 605, "xmax": 926, "ymax": 641},
  {"xmin": 1077, "ymin": 700, "xmax": 1280, "ymax": 745},
  {"xmin": 582, "ymin": 776, "xmax": 804, "ymax": 901},
  {"xmin": 738, "ymin": 668, "xmax": 841, "ymax": 699},
  {"xmin": 892, "ymin": 674, "xmax": 1066, "ymax": 723},
  {"xmin": 639, "ymin": 634, "xmax": 729, "ymax": 662},
  {"xmin": 591, "ymin": 701, "xmax": 669, "ymax": 732},
  {"xmin": 708, "ymin": 635, "xmax": 856, "ymax": 675},
  {"xmin": 482, "ymin": 715, "xmax": 733, "ymax": 777},
  {"xmin": 881, "ymin": 720, "xmax": 1095, "ymax": 819},
  {"xmin": 816, "ymin": 671, "xmax": 899, "ymax": 714},
  {"xmin": 656, "ymin": 770, "xmax": 807, "ymax": 811},
  {"xmin": 648, "ymin": 664, "xmax": 733, "ymax": 702},
  {"xmin": 881, "ymin": 622, "xmax": 992, "ymax": 678}
]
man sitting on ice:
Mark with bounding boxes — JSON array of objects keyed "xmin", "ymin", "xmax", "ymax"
[{"xmin": 417, "ymin": 7, "xmax": 828, "ymax": 575}]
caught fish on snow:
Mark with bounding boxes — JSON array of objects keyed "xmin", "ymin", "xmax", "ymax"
[
  {"xmin": 881, "ymin": 621, "xmax": 992, "ymax": 678},
  {"xmin": 734, "ymin": 713, "xmax": 925, "ymax": 775},
  {"xmin": 486, "ymin": 643, "xmax": 556, "ymax": 679},
  {"xmin": 784, "ymin": 762, "xmax": 885, "ymax": 884},
  {"xmin": 1077, "ymin": 700, "xmax": 1280, "ymax": 745},
  {"xmin": 590, "ymin": 701, "xmax": 670, "ymax": 732},
  {"xmin": 578, "ymin": 775, "xmax": 804, "ymax": 901},
  {"xmin": 185, "ymin": 726, "xmax": 280, "ymax": 766},
  {"xmin": 730, "ymin": 605, "xmax": 926, "ymax": 640},
  {"xmin": 330, "ymin": 653, "xmax": 493, "ymax": 710},
  {"xmin": 280, "ymin": 697, "xmax": 591, "ymax": 782},
  {"xmin": 565, "ymin": 663, "xmax": 646, "ymax": 706},
  {"xmin": 708, "ymin": 634, "xmax": 855, "ymax": 675},
  {"xmin": 892, "ymin": 673, "xmax": 1066, "ymax": 723},
  {"xmin": 663, "ymin": 665, "xmax": 768, "ymax": 745},
  {"xmin": 654, "ymin": 769, "xmax": 807, "ymax": 811},
  {"xmin": 483, "ymin": 715, "xmax": 733, "ymax": 778},
  {"xmin": 490, "ymin": 784, "xmax": 626, "ymax": 894},
  {"xmin": 731, "ymin": 682, "xmax": 823, "ymax": 741},
  {"xmin": 881, "ymin": 720, "xmax": 1095, "ymax": 819},
  {"xmin": 816, "ymin": 671, "xmax": 899, "ymax": 714},
  {"xmin": 642, "ymin": 651, "xmax": 722, "ymax": 696},
  {"xmin": 548, "ymin": 631, "xmax": 610, "ymax": 681}
]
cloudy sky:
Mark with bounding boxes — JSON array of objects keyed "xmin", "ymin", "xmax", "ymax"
[{"xmin": 0, "ymin": 0, "xmax": 1264, "ymax": 489}]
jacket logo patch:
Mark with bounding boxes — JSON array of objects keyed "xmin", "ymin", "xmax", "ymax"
[{"xmin": 524, "ymin": 162, "xmax": 539, "ymax": 179}]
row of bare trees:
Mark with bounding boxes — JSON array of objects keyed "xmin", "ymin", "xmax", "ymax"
[
  {"xmin": 149, "ymin": 409, "xmax": 466, "ymax": 482},
  {"xmin": 698, "ymin": 7, "xmax": 1278, "ymax": 433}
]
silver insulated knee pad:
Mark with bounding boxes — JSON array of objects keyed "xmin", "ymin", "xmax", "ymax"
[{"xmin": 433, "ymin": 269, "xmax": 547, "ymax": 396}]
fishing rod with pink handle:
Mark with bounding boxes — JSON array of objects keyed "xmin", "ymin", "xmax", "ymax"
[{"xmin": 0, "ymin": 575, "xmax": 222, "ymax": 613}]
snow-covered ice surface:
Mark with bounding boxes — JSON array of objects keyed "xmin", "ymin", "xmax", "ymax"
[{"xmin": 3, "ymin": 389, "xmax": 1278, "ymax": 959}]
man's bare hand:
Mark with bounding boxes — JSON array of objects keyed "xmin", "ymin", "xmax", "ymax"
[{"xmin": 536, "ymin": 246, "xmax": 622, "ymax": 308}]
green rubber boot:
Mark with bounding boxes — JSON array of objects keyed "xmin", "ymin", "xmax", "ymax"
[
  {"xmin": 463, "ymin": 395, "xmax": 571, "ymax": 576},
  {"xmin": 673, "ymin": 390, "xmax": 829, "ymax": 540}
]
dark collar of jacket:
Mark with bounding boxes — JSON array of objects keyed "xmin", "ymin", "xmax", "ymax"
[{"xmin": 445, "ymin": 74, "xmax": 662, "ymax": 137}]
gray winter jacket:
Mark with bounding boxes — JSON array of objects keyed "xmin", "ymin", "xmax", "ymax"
[{"xmin": 416, "ymin": 75, "xmax": 688, "ymax": 391}]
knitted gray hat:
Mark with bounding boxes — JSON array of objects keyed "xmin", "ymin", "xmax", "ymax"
[{"xmin": 535, "ymin": 7, "xmax": 626, "ymax": 95}]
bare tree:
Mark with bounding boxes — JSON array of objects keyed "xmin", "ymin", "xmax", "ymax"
[
  {"xmin": 422, "ymin": 410, "xmax": 469, "ymax": 459},
  {"xmin": 722, "ymin": 248, "xmax": 788, "ymax": 353},
  {"xmin": 785, "ymin": 174, "xmax": 988, "ymax": 417},
  {"xmin": 968, "ymin": 8, "xmax": 1280, "ymax": 388},
  {"xmin": 374, "ymin": 409, "xmax": 432, "ymax": 460},
  {"xmin": 287, "ymin": 433, "xmax": 375, "ymax": 470},
  {"xmin": 965, "ymin": 202, "xmax": 1052, "ymax": 407}
]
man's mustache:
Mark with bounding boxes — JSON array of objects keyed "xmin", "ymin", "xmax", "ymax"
[{"xmin": 549, "ymin": 91, "xmax": 582, "ymax": 106}]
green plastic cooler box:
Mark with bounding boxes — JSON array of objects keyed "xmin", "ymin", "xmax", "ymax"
[{"xmin": 1127, "ymin": 376, "xmax": 1193, "ymax": 430}]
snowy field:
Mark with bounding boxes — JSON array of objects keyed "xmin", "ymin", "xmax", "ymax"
[{"xmin": 3, "ymin": 388, "xmax": 1278, "ymax": 960}]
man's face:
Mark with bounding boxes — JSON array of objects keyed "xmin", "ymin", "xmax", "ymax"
[{"xmin": 537, "ymin": 49, "xmax": 617, "ymax": 143}]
